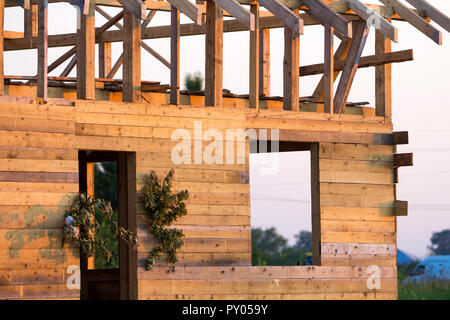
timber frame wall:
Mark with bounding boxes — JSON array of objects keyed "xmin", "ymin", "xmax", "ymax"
[{"xmin": 0, "ymin": 0, "xmax": 448, "ymax": 300}]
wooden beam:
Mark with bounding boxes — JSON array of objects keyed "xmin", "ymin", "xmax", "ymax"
[
  {"xmin": 205, "ymin": 0, "xmax": 223, "ymax": 107},
  {"xmin": 167, "ymin": 0, "xmax": 202, "ymax": 25},
  {"xmin": 99, "ymin": 42, "xmax": 112, "ymax": 78},
  {"xmin": 117, "ymin": 0, "xmax": 146, "ymax": 19},
  {"xmin": 213, "ymin": 0, "xmax": 254, "ymax": 31},
  {"xmin": 60, "ymin": 55, "xmax": 76, "ymax": 77},
  {"xmin": 394, "ymin": 153, "xmax": 413, "ymax": 167},
  {"xmin": 170, "ymin": 7, "xmax": 180, "ymax": 105},
  {"xmin": 375, "ymin": 26, "xmax": 392, "ymax": 119},
  {"xmin": 313, "ymin": 37, "xmax": 351, "ymax": 99},
  {"xmin": 77, "ymin": 1, "xmax": 95, "ymax": 99},
  {"xmin": 380, "ymin": 0, "xmax": 441, "ymax": 45},
  {"xmin": 123, "ymin": 9, "xmax": 141, "ymax": 102},
  {"xmin": 259, "ymin": 28, "xmax": 270, "ymax": 97},
  {"xmin": 24, "ymin": 4, "xmax": 37, "ymax": 38},
  {"xmin": 323, "ymin": 25, "xmax": 334, "ymax": 114},
  {"xmin": 0, "ymin": 0, "xmax": 4, "ymax": 95},
  {"xmin": 347, "ymin": 0, "xmax": 398, "ymax": 42},
  {"xmin": 283, "ymin": 9, "xmax": 299, "ymax": 111},
  {"xmin": 394, "ymin": 200, "xmax": 408, "ymax": 216},
  {"xmin": 257, "ymin": 0, "xmax": 303, "ymax": 35},
  {"xmin": 334, "ymin": 19, "xmax": 369, "ymax": 114},
  {"xmin": 405, "ymin": 0, "xmax": 450, "ymax": 33},
  {"xmin": 106, "ymin": 53, "xmax": 123, "ymax": 79},
  {"xmin": 37, "ymin": 0, "xmax": 48, "ymax": 101},
  {"xmin": 302, "ymin": 0, "xmax": 352, "ymax": 38},
  {"xmin": 12, "ymin": 0, "xmax": 29, "ymax": 9},
  {"xmin": 249, "ymin": 3, "xmax": 259, "ymax": 111},
  {"xmin": 300, "ymin": 49, "xmax": 413, "ymax": 76},
  {"xmin": 393, "ymin": 131, "xmax": 409, "ymax": 145}
]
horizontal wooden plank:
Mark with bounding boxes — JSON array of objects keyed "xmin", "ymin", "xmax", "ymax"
[
  {"xmin": 0, "ymin": 182, "xmax": 78, "ymax": 193},
  {"xmin": 139, "ymin": 238, "xmax": 250, "ymax": 254},
  {"xmin": 138, "ymin": 225, "xmax": 250, "ymax": 240},
  {"xmin": 320, "ymin": 183, "xmax": 394, "ymax": 197},
  {"xmin": 320, "ymin": 207, "xmax": 396, "ymax": 222},
  {"xmin": 10, "ymin": 268, "xmax": 66, "ymax": 285},
  {"xmin": 0, "ymin": 130, "xmax": 75, "ymax": 148},
  {"xmin": 139, "ymin": 292, "xmax": 397, "ymax": 300},
  {"xmin": 0, "ymin": 192, "xmax": 74, "ymax": 206},
  {"xmin": 0, "ymin": 103, "xmax": 75, "ymax": 121},
  {"xmin": 320, "ymin": 194, "xmax": 394, "ymax": 208},
  {"xmin": 322, "ymin": 231, "xmax": 396, "ymax": 244},
  {"xmin": 138, "ymin": 265, "xmax": 397, "ymax": 280},
  {"xmin": 0, "ymin": 229, "xmax": 75, "ymax": 250},
  {"xmin": 319, "ymin": 159, "xmax": 393, "ymax": 173},
  {"xmin": 0, "ymin": 248, "xmax": 79, "ymax": 269},
  {"xmin": 0, "ymin": 171, "xmax": 78, "ymax": 184},
  {"xmin": 319, "ymin": 143, "xmax": 394, "ymax": 161},
  {"xmin": 320, "ymin": 171, "xmax": 393, "ymax": 184},
  {"xmin": 0, "ymin": 159, "xmax": 78, "ymax": 173},
  {"xmin": 322, "ymin": 220, "xmax": 396, "ymax": 233},
  {"xmin": 0, "ymin": 205, "xmax": 68, "ymax": 229},
  {"xmin": 137, "ymin": 204, "xmax": 250, "ymax": 216},
  {"xmin": 0, "ymin": 116, "xmax": 75, "ymax": 134},
  {"xmin": 137, "ymin": 214, "xmax": 250, "ymax": 227},
  {"xmin": 138, "ymin": 252, "xmax": 251, "ymax": 267},
  {"xmin": 0, "ymin": 147, "xmax": 77, "ymax": 161},
  {"xmin": 321, "ymin": 243, "xmax": 396, "ymax": 256},
  {"xmin": 137, "ymin": 278, "xmax": 396, "ymax": 295},
  {"xmin": 321, "ymin": 255, "xmax": 397, "ymax": 267}
]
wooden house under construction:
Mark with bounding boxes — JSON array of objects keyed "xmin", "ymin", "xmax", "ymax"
[{"xmin": 0, "ymin": 0, "xmax": 448, "ymax": 300}]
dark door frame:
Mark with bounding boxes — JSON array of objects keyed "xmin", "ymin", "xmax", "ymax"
[{"xmin": 78, "ymin": 150, "xmax": 137, "ymax": 300}]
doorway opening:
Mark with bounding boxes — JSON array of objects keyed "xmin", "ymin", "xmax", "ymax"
[{"xmin": 78, "ymin": 151, "xmax": 137, "ymax": 300}]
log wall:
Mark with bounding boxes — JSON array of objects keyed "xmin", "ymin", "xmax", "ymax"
[{"xmin": 0, "ymin": 98, "xmax": 398, "ymax": 300}]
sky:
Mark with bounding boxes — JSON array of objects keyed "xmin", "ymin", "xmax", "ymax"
[{"xmin": 3, "ymin": 1, "xmax": 450, "ymax": 258}]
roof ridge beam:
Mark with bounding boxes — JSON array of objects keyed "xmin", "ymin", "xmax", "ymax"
[{"xmin": 257, "ymin": 0, "xmax": 303, "ymax": 35}]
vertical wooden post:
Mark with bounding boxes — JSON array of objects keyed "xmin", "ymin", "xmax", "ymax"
[
  {"xmin": 259, "ymin": 28, "xmax": 270, "ymax": 97},
  {"xmin": 123, "ymin": 10, "xmax": 141, "ymax": 103},
  {"xmin": 37, "ymin": 0, "xmax": 48, "ymax": 101},
  {"xmin": 310, "ymin": 143, "xmax": 321, "ymax": 266},
  {"xmin": 0, "ymin": 0, "xmax": 4, "ymax": 96},
  {"xmin": 24, "ymin": 4, "xmax": 37, "ymax": 38},
  {"xmin": 283, "ymin": 10, "xmax": 299, "ymax": 111},
  {"xmin": 324, "ymin": 25, "xmax": 334, "ymax": 114},
  {"xmin": 170, "ymin": 7, "xmax": 180, "ymax": 105},
  {"xmin": 77, "ymin": 2, "xmax": 96, "ymax": 100},
  {"xmin": 249, "ymin": 3, "xmax": 259, "ymax": 111},
  {"xmin": 86, "ymin": 162, "xmax": 95, "ymax": 269},
  {"xmin": 205, "ymin": 0, "xmax": 223, "ymax": 107},
  {"xmin": 375, "ymin": 23, "xmax": 392, "ymax": 119},
  {"xmin": 99, "ymin": 42, "xmax": 112, "ymax": 78}
]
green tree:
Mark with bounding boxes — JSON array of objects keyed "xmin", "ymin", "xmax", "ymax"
[
  {"xmin": 252, "ymin": 227, "xmax": 311, "ymax": 266},
  {"xmin": 184, "ymin": 72, "xmax": 203, "ymax": 91},
  {"xmin": 94, "ymin": 162, "xmax": 119, "ymax": 269},
  {"xmin": 428, "ymin": 229, "xmax": 450, "ymax": 255}
]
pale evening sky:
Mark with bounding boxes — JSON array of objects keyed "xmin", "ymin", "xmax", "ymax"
[{"xmin": 3, "ymin": 1, "xmax": 450, "ymax": 258}]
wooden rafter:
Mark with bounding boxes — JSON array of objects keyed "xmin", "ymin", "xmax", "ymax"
[
  {"xmin": 257, "ymin": 0, "xmax": 303, "ymax": 35},
  {"xmin": 167, "ymin": 0, "xmax": 202, "ymax": 25},
  {"xmin": 380, "ymin": 0, "xmax": 441, "ymax": 45},
  {"xmin": 334, "ymin": 19, "xmax": 370, "ymax": 114},
  {"xmin": 347, "ymin": 0, "xmax": 398, "ymax": 42},
  {"xmin": 60, "ymin": 55, "xmax": 76, "ymax": 77},
  {"xmin": 213, "ymin": 0, "xmax": 254, "ymax": 31},
  {"xmin": 302, "ymin": 0, "xmax": 351, "ymax": 38},
  {"xmin": 405, "ymin": 0, "xmax": 450, "ymax": 33}
]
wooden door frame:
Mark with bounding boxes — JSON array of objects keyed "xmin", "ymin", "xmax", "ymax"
[{"xmin": 78, "ymin": 150, "xmax": 137, "ymax": 300}]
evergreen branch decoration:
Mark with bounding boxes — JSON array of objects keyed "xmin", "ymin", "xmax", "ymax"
[
  {"xmin": 140, "ymin": 169, "xmax": 189, "ymax": 271},
  {"xmin": 63, "ymin": 193, "xmax": 137, "ymax": 261}
]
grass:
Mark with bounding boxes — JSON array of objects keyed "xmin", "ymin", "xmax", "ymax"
[{"xmin": 397, "ymin": 261, "xmax": 450, "ymax": 300}]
